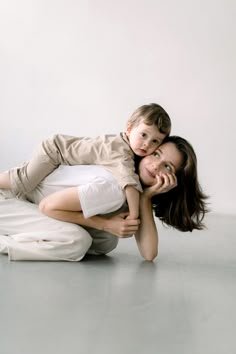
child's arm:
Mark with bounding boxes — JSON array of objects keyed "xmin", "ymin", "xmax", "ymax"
[{"xmin": 125, "ymin": 185, "xmax": 140, "ymax": 220}]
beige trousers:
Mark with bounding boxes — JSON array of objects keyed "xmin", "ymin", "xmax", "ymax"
[{"xmin": 0, "ymin": 190, "xmax": 118, "ymax": 261}]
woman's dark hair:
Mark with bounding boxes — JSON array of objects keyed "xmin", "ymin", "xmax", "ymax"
[{"xmin": 142, "ymin": 136, "xmax": 209, "ymax": 232}]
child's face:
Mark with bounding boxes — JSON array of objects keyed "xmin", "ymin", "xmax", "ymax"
[
  {"xmin": 138, "ymin": 142, "xmax": 183, "ymax": 186},
  {"xmin": 126, "ymin": 121, "xmax": 166, "ymax": 157}
]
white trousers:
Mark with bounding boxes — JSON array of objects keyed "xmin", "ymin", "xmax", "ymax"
[{"xmin": 0, "ymin": 190, "xmax": 118, "ymax": 261}]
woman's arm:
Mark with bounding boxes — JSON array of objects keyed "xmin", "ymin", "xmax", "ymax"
[
  {"xmin": 134, "ymin": 191, "xmax": 158, "ymax": 261},
  {"xmin": 39, "ymin": 173, "xmax": 176, "ymax": 261},
  {"xmin": 39, "ymin": 187, "xmax": 82, "ymax": 212},
  {"xmin": 39, "ymin": 187, "xmax": 140, "ymax": 238},
  {"xmin": 135, "ymin": 173, "xmax": 177, "ymax": 261}
]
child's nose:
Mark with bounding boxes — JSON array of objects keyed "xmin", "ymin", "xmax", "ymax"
[{"xmin": 144, "ymin": 140, "xmax": 151, "ymax": 148}]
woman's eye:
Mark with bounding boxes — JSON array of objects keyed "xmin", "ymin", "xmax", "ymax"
[
  {"xmin": 153, "ymin": 152, "xmax": 159, "ymax": 157},
  {"xmin": 165, "ymin": 165, "xmax": 171, "ymax": 172},
  {"xmin": 141, "ymin": 133, "xmax": 146, "ymax": 137}
]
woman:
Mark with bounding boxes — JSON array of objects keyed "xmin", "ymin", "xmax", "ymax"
[{"xmin": 0, "ymin": 136, "xmax": 208, "ymax": 262}]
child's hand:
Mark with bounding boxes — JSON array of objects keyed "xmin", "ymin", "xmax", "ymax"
[
  {"xmin": 103, "ymin": 212, "xmax": 140, "ymax": 238},
  {"xmin": 125, "ymin": 214, "xmax": 139, "ymax": 220}
]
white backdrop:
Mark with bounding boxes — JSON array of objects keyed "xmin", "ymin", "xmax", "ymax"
[{"xmin": 0, "ymin": 0, "xmax": 235, "ymax": 214}]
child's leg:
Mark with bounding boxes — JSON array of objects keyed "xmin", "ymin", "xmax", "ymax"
[
  {"xmin": 9, "ymin": 141, "xmax": 60, "ymax": 196},
  {"xmin": 8, "ymin": 134, "xmax": 95, "ymax": 196},
  {"xmin": 9, "ymin": 134, "xmax": 73, "ymax": 196},
  {"xmin": 0, "ymin": 172, "xmax": 11, "ymax": 189}
]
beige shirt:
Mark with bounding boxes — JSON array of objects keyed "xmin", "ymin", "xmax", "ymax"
[{"xmin": 44, "ymin": 132, "xmax": 142, "ymax": 192}]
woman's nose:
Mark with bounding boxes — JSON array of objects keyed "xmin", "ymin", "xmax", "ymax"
[{"xmin": 152, "ymin": 162, "xmax": 159, "ymax": 172}]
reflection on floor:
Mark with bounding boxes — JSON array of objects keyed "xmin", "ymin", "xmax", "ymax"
[{"xmin": 0, "ymin": 213, "xmax": 235, "ymax": 354}]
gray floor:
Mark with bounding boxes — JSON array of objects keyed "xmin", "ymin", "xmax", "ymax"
[{"xmin": 0, "ymin": 213, "xmax": 235, "ymax": 354}]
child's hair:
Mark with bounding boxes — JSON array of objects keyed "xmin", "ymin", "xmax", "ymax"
[
  {"xmin": 150, "ymin": 136, "xmax": 209, "ymax": 232},
  {"xmin": 128, "ymin": 103, "xmax": 171, "ymax": 136}
]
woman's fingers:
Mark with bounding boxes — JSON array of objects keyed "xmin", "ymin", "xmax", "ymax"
[
  {"xmin": 156, "ymin": 173, "xmax": 177, "ymax": 193},
  {"xmin": 168, "ymin": 172, "xmax": 177, "ymax": 187}
]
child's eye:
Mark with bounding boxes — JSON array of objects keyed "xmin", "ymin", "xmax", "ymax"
[
  {"xmin": 152, "ymin": 139, "xmax": 159, "ymax": 144},
  {"xmin": 165, "ymin": 164, "xmax": 172, "ymax": 172},
  {"xmin": 141, "ymin": 133, "xmax": 146, "ymax": 138}
]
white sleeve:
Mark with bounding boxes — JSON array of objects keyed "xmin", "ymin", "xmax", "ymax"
[{"xmin": 77, "ymin": 177, "xmax": 126, "ymax": 218}]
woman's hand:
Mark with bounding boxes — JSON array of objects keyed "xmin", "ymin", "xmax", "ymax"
[{"xmin": 143, "ymin": 173, "xmax": 177, "ymax": 199}]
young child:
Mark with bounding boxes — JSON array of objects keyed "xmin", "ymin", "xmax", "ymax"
[{"xmin": 0, "ymin": 103, "xmax": 171, "ymax": 219}]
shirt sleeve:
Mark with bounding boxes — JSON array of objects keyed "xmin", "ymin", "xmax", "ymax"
[
  {"xmin": 104, "ymin": 158, "xmax": 143, "ymax": 193},
  {"xmin": 77, "ymin": 177, "xmax": 126, "ymax": 218}
]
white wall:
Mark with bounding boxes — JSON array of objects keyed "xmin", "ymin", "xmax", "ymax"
[{"xmin": 0, "ymin": 0, "xmax": 235, "ymax": 214}]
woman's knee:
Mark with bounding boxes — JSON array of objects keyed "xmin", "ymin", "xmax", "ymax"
[{"xmin": 86, "ymin": 228, "xmax": 119, "ymax": 255}]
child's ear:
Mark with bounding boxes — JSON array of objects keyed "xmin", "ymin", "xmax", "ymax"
[{"xmin": 126, "ymin": 122, "xmax": 132, "ymax": 136}]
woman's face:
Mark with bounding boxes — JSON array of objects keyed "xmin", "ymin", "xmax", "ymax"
[{"xmin": 138, "ymin": 142, "xmax": 184, "ymax": 186}]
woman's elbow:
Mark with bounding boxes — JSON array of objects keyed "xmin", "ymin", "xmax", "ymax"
[{"xmin": 142, "ymin": 249, "xmax": 158, "ymax": 262}]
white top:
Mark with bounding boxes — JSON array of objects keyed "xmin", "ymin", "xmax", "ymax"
[{"xmin": 28, "ymin": 165, "xmax": 126, "ymax": 218}]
